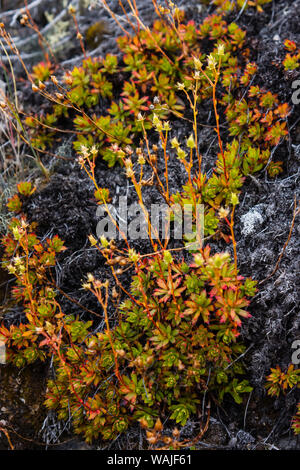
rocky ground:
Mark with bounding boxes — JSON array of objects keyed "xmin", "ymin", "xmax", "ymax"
[{"xmin": 0, "ymin": 0, "xmax": 299, "ymax": 450}]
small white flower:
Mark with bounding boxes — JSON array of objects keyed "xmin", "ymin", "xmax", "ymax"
[
  {"xmin": 176, "ymin": 82, "xmax": 185, "ymax": 90},
  {"xmin": 207, "ymin": 54, "xmax": 217, "ymax": 70}
]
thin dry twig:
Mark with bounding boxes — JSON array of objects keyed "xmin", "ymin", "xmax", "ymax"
[{"xmin": 0, "ymin": 425, "xmax": 14, "ymax": 450}]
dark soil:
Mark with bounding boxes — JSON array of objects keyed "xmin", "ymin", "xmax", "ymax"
[{"xmin": 0, "ymin": 0, "xmax": 299, "ymax": 450}]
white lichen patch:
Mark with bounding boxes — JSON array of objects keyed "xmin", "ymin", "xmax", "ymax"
[
  {"xmin": 44, "ymin": 11, "xmax": 70, "ymax": 48},
  {"xmin": 240, "ymin": 209, "xmax": 264, "ymax": 236}
]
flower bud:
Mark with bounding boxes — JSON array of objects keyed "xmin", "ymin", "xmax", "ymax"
[
  {"xmin": 138, "ymin": 155, "xmax": 145, "ymax": 165},
  {"xmin": 116, "ymin": 349, "xmax": 126, "ymax": 357},
  {"xmin": 88, "ymin": 234, "xmax": 98, "ymax": 246},
  {"xmin": 100, "ymin": 235, "xmax": 109, "ymax": 248},
  {"xmin": 154, "ymin": 418, "xmax": 163, "ymax": 432},
  {"xmin": 193, "ymin": 56, "xmax": 203, "ymax": 70},
  {"xmin": 87, "ymin": 273, "xmax": 95, "ymax": 283},
  {"xmin": 186, "ymin": 134, "xmax": 195, "ymax": 149},
  {"xmin": 171, "ymin": 136, "xmax": 179, "ymax": 148},
  {"xmin": 163, "ymin": 250, "xmax": 173, "ymax": 264},
  {"xmin": 217, "ymin": 43, "xmax": 225, "ymax": 56},
  {"xmin": 50, "ymin": 75, "xmax": 58, "ymax": 86},
  {"xmin": 231, "ymin": 193, "xmax": 239, "ymax": 206}
]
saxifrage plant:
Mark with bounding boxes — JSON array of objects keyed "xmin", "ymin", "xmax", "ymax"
[{"xmin": 0, "ymin": 215, "xmax": 256, "ymax": 442}]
